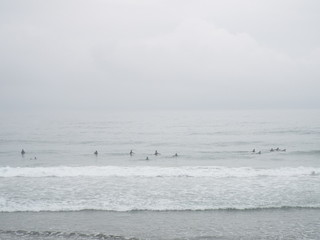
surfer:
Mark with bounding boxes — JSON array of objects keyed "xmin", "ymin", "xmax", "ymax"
[
  {"xmin": 146, "ymin": 156, "xmax": 149, "ymax": 160},
  {"xmin": 154, "ymin": 150, "xmax": 160, "ymax": 156},
  {"xmin": 270, "ymin": 148, "xmax": 274, "ymax": 152},
  {"xmin": 94, "ymin": 150, "xmax": 98, "ymax": 155},
  {"xmin": 130, "ymin": 150, "xmax": 134, "ymax": 156},
  {"xmin": 252, "ymin": 149, "xmax": 255, "ymax": 153},
  {"xmin": 276, "ymin": 147, "xmax": 280, "ymax": 151},
  {"xmin": 21, "ymin": 149, "xmax": 25, "ymax": 155},
  {"xmin": 173, "ymin": 153, "xmax": 178, "ymax": 157}
]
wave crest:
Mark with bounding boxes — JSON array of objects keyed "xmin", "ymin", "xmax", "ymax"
[
  {"xmin": 1, "ymin": 205, "xmax": 320, "ymax": 213},
  {"xmin": 0, "ymin": 166, "xmax": 319, "ymax": 178}
]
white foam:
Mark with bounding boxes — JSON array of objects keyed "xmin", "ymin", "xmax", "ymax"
[
  {"xmin": 1, "ymin": 165, "xmax": 320, "ymax": 213},
  {"xmin": 0, "ymin": 166, "xmax": 318, "ymax": 178}
]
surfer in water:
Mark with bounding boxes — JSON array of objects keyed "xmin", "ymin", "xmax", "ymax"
[
  {"xmin": 146, "ymin": 156, "xmax": 149, "ymax": 160},
  {"xmin": 130, "ymin": 150, "xmax": 134, "ymax": 156},
  {"xmin": 173, "ymin": 153, "xmax": 178, "ymax": 157},
  {"xmin": 21, "ymin": 149, "xmax": 25, "ymax": 155},
  {"xmin": 252, "ymin": 149, "xmax": 255, "ymax": 153},
  {"xmin": 154, "ymin": 150, "xmax": 160, "ymax": 156},
  {"xmin": 94, "ymin": 150, "xmax": 98, "ymax": 155}
]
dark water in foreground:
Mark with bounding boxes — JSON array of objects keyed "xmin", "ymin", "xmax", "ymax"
[{"xmin": 1, "ymin": 209, "xmax": 320, "ymax": 240}]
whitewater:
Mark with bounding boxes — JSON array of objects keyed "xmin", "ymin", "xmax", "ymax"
[
  {"xmin": 1, "ymin": 164, "xmax": 320, "ymax": 212},
  {"xmin": 1, "ymin": 165, "xmax": 319, "ymax": 178}
]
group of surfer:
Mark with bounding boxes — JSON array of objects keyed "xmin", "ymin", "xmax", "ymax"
[
  {"xmin": 270, "ymin": 147, "xmax": 286, "ymax": 152},
  {"xmin": 252, "ymin": 147, "xmax": 286, "ymax": 154},
  {"xmin": 22, "ymin": 148, "xmax": 179, "ymax": 160},
  {"xmin": 21, "ymin": 147, "xmax": 286, "ymax": 159},
  {"xmin": 94, "ymin": 149, "xmax": 178, "ymax": 160}
]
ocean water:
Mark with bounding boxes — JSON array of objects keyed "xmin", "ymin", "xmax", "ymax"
[{"xmin": 0, "ymin": 109, "xmax": 320, "ymax": 240}]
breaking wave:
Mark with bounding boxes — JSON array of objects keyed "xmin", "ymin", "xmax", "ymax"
[
  {"xmin": 0, "ymin": 166, "xmax": 319, "ymax": 178},
  {"xmin": 1, "ymin": 205, "xmax": 320, "ymax": 213}
]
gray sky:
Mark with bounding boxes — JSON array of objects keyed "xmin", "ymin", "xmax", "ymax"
[{"xmin": 1, "ymin": 0, "xmax": 320, "ymax": 111}]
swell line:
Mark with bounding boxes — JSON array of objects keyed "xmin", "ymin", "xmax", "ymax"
[
  {"xmin": 1, "ymin": 205, "xmax": 320, "ymax": 213},
  {"xmin": 0, "ymin": 166, "xmax": 319, "ymax": 178}
]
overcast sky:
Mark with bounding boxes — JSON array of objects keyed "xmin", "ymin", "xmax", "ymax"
[{"xmin": 1, "ymin": 0, "xmax": 320, "ymax": 111}]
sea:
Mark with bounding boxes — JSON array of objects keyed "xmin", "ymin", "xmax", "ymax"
[{"xmin": 0, "ymin": 109, "xmax": 320, "ymax": 240}]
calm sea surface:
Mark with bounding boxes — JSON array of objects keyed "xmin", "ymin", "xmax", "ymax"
[{"xmin": 0, "ymin": 110, "xmax": 320, "ymax": 239}]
